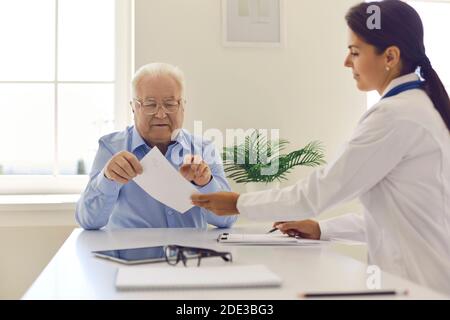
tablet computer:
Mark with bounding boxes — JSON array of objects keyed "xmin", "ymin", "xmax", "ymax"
[{"xmin": 92, "ymin": 246, "xmax": 170, "ymax": 265}]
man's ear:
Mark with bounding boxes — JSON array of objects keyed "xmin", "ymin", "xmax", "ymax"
[{"xmin": 384, "ymin": 46, "xmax": 401, "ymax": 68}]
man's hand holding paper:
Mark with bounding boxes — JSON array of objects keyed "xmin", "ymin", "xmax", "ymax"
[{"xmin": 179, "ymin": 154, "xmax": 212, "ymax": 187}]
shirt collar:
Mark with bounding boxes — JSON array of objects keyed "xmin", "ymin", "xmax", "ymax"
[
  {"xmin": 131, "ymin": 126, "xmax": 148, "ymax": 151},
  {"xmin": 381, "ymin": 72, "xmax": 420, "ymax": 97},
  {"xmin": 170, "ymin": 128, "xmax": 191, "ymax": 151},
  {"xmin": 131, "ymin": 126, "xmax": 191, "ymax": 152}
]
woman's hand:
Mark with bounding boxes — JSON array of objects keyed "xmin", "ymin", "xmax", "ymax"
[
  {"xmin": 273, "ymin": 220, "xmax": 321, "ymax": 240},
  {"xmin": 191, "ymin": 192, "xmax": 240, "ymax": 216}
]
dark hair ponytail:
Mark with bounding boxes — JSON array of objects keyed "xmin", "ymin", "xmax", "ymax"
[{"xmin": 346, "ymin": 0, "xmax": 450, "ymax": 131}]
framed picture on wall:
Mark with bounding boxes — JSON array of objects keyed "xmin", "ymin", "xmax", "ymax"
[{"xmin": 222, "ymin": 0, "xmax": 285, "ymax": 47}]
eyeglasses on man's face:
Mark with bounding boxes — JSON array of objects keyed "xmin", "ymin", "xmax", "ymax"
[
  {"xmin": 164, "ymin": 245, "xmax": 233, "ymax": 267},
  {"xmin": 132, "ymin": 98, "xmax": 184, "ymax": 115}
]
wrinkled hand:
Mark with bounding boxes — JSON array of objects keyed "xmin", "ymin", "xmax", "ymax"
[
  {"xmin": 191, "ymin": 192, "xmax": 240, "ymax": 216},
  {"xmin": 273, "ymin": 220, "xmax": 321, "ymax": 240},
  {"xmin": 179, "ymin": 155, "xmax": 212, "ymax": 187},
  {"xmin": 104, "ymin": 151, "xmax": 143, "ymax": 184}
]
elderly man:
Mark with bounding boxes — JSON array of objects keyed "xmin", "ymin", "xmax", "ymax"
[{"xmin": 76, "ymin": 62, "xmax": 236, "ymax": 229}]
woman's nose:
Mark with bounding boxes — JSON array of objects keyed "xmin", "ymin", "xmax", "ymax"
[{"xmin": 344, "ymin": 54, "xmax": 352, "ymax": 68}]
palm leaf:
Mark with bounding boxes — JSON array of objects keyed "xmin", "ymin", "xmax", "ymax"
[{"xmin": 223, "ymin": 135, "xmax": 326, "ymax": 184}]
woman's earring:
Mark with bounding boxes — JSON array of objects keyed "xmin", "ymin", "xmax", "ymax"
[{"xmin": 385, "ymin": 66, "xmax": 390, "ymax": 71}]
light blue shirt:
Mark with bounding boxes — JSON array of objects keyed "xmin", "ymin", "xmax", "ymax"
[{"xmin": 75, "ymin": 126, "xmax": 237, "ymax": 230}]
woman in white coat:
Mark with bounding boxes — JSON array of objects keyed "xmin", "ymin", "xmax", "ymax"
[{"xmin": 191, "ymin": 0, "xmax": 450, "ymax": 294}]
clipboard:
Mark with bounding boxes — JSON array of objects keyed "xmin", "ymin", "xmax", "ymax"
[{"xmin": 217, "ymin": 232, "xmax": 326, "ymax": 245}]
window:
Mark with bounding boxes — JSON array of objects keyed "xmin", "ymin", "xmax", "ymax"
[
  {"xmin": 0, "ymin": 0, "xmax": 133, "ymax": 194},
  {"xmin": 367, "ymin": 0, "xmax": 450, "ymax": 108}
]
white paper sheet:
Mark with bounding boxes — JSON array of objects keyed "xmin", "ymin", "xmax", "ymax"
[{"xmin": 133, "ymin": 147, "xmax": 197, "ymax": 213}]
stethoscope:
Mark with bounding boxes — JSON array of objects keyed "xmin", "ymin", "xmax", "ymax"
[{"xmin": 381, "ymin": 80, "xmax": 424, "ymax": 99}]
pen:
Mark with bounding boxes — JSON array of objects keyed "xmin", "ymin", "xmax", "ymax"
[
  {"xmin": 298, "ymin": 289, "xmax": 409, "ymax": 298},
  {"xmin": 267, "ymin": 227, "xmax": 278, "ymax": 234}
]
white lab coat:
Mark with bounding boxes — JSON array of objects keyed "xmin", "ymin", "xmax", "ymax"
[{"xmin": 237, "ymin": 73, "xmax": 450, "ymax": 294}]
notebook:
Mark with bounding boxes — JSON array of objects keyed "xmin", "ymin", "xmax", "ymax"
[
  {"xmin": 115, "ymin": 264, "xmax": 282, "ymax": 290},
  {"xmin": 217, "ymin": 233, "xmax": 326, "ymax": 245}
]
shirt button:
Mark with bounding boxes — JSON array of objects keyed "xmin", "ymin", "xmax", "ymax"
[{"xmin": 167, "ymin": 209, "xmax": 173, "ymax": 215}]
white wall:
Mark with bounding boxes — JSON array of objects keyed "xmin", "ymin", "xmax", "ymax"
[
  {"xmin": 135, "ymin": 0, "xmax": 366, "ymax": 219},
  {"xmin": 0, "ymin": 226, "xmax": 74, "ymax": 299},
  {"xmin": 0, "ymin": 199, "xmax": 77, "ymax": 298}
]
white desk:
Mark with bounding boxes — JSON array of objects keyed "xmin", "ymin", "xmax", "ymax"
[{"xmin": 23, "ymin": 227, "xmax": 446, "ymax": 299}]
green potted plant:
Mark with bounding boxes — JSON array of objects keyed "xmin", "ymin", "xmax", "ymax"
[{"xmin": 222, "ymin": 131, "xmax": 326, "ymax": 192}]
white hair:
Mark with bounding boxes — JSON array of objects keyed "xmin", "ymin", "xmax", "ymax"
[{"xmin": 131, "ymin": 62, "xmax": 185, "ymax": 98}]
